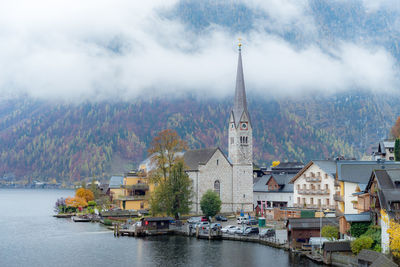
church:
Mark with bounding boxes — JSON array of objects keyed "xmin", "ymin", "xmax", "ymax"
[{"xmin": 183, "ymin": 43, "xmax": 253, "ymax": 213}]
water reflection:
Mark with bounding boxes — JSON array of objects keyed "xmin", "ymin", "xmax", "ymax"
[{"xmin": 1, "ymin": 189, "xmax": 320, "ymax": 267}]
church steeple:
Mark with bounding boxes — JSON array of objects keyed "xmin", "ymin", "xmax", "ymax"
[
  {"xmin": 232, "ymin": 41, "xmax": 250, "ymax": 127},
  {"xmin": 229, "ymin": 41, "xmax": 252, "ymax": 165}
]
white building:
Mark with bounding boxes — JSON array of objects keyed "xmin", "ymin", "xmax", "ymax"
[
  {"xmin": 184, "ymin": 44, "xmax": 253, "ymax": 214},
  {"xmin": 290, "ymin": 160, "xmax": 337, "ymax": 210}
]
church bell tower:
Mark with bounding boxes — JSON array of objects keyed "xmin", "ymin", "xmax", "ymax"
[
  {"xmin": 228, "ymin": 41, "xmax": 253, "ymax": 213},
  {"xmin": 228, "ymin": 41, "xmax": 252, "ymax": 165}
]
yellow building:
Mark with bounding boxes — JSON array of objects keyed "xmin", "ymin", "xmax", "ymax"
[{"xmin": 114, "ymin": 170, "xmax": 154, "ymax": 211}]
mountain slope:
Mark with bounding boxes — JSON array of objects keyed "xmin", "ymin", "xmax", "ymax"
[{"xmin": 0, "ymin": 92, "xmax": 397, "ymax": 182}]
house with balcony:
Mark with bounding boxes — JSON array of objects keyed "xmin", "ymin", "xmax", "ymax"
[
  {"xmin": 290, "ymin": 160, "xmax": 337, "ymax": 211},
  {"xmin": 335, "ymin": 161, "xmax": 400, "ymax": 216},
  {"xmin": 113, "ymin": 170, "xmax": 153, "ymax": 211}
]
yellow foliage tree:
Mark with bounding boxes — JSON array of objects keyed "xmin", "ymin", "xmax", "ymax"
[
  {"xmin": 271, "ymin": 161, "xmax": 280, "ymax": 167},
  {"xmin": 387, "ymin": 219, "xmax": 400, "ymax": 258},
  {"xmin": 65, "ymin": 197, "xmax": 88, "ymax": 208},
  {"xmin": 75, "ymin": 188, "xmax": 95, "ymax": 202}
]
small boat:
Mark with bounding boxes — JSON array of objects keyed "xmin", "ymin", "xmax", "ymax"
[{"xmin": 72, "ymin": 215, "xmax": 91, "ymax": 222}]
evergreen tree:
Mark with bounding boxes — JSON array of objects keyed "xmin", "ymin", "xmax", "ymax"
[{"xmin": 395, "ymin": 139, "xmax": 400, "ymax": 161}]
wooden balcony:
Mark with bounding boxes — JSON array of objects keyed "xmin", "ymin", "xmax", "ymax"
[
  {"xmin": 116, "ymin": 195, "xmax": 147, "ymax": 201},
  {"xmin": 122, "ymin": 184, "xmax": 149, "ymax": 190}
]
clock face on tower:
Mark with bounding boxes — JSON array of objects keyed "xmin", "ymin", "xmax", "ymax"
[{"xmin": 240, "ymin": 122, "xmax": 248, "ymax": 130}]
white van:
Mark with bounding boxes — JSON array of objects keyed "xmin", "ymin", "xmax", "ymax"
[{"xmin": 237, "ymin": 217, "xmax": 248, "ymax": 224}]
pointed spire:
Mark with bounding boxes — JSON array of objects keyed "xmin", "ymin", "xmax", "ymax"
[{"xmin": 232, "ymin": 40, "xmax": 249, "ymax": 127}]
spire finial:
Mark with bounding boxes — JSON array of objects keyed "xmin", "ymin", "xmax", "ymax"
[{"xmin": 238, "ymin": 38, "xmax": 242, "ymax": 51}]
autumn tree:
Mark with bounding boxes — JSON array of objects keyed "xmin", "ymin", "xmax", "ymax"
[
  {"xmin": 150, "ymin": 161, "xmax": 192, "ymax": 219},
  {"xmin": 65, "ymin": 196, "xmax": 88, "ymax": 208},
  {"xmin": 322, "ymin": 225, "xmax": 339, "ymax": 241},
  {"xmin": 75, "ymin": 188, "xmax": 94, "ymax": 202},
  {"xmin": 388, "ymin": 219, "xmax": 400, "ymax": 258},
  {"xmin": 391, "ymin": 116, "xmax": 400, "ymax": 138},
  {"xmin": 148, "ymin": 129, "xmax": 187, "ymax": 182}
]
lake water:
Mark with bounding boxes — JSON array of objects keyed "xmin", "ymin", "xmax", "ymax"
[{"xmin": 0, "ymin": 189, "xmax": 319, "ymax": 267}]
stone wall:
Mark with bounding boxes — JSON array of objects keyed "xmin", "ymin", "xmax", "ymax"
[{"xmin": 188, "ymin": 149, "xmax": 233, "ymax": 214}]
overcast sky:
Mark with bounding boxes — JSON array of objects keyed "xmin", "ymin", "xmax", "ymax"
[{"xmin": 0, "ymin": 0, "xmax": 399, "ymax": 101}]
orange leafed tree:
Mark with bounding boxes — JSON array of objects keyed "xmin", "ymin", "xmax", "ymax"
[
  {"xmin": 391, "ymin": 116, "xmax": 400, "ymax": 138},
  {"xmin": 75, "ymin": 188, "xmax": 95, "ymax": 202},
  {"xmin": 65, "ymin": 197, "xmax": 88, "ymax": 208},
  {"xmin": 148, "ymin": 129, "xmax": 187, "ymax": 181}
]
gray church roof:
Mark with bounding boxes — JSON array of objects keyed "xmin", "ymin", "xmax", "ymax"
[
  {"xmin": 183, "ymin": 148, "xmax": 219, "ymax": 171},
  {"xmin": 232, "ymin": 46, "xmax": 250, "ymax": 127}
]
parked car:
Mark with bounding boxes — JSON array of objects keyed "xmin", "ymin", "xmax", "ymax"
[
  {"xmin": 196, "ymin": 221, "xmax": 210, "ymax": 229},
  {"xmin": 237, "ymin": 217, "xmax": 249, "ymax": 224},
  {"xmin": 215, "ymin": 215, "xmax": 228, "ymax": 222},
  {"xmin": 201, "ymin": 216, "xmax": 208, "ymax": 222},
  {"xmin": 243, "ymin": 227, "xmax": 259, "ymax": 235},
  {"xmin": 247, "ymin": 219, "xmax": 258, "ymax": 225},
  {"xmin": 221, "ymin": 225, "xmax": 236, "ymax": 233},
  {"xmin": 259, "ymin": 228, "xmax": 275, "ymax": 238},
  {"xmin": 235, "ymin": 226, "xmax": 252, "ymax": 235},
  {"xmin": 227, "ymin": 226, "xmax": 241, "ymax": 234},
  {"xmin": 188, "ymin": 217, "xmax": 202, "ymax": 224}
]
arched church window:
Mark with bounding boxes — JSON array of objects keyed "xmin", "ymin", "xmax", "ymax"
[
  {"xmin": 245, "ymin": 137, "xmax": 248, "ymax": 143},
  {"xmin": 214, "ymin": 180, "xmax": 220, "ymax": 197},
  {"xmin": 240, "ymin": 136, "xmax": 243, "ymax": 143}
]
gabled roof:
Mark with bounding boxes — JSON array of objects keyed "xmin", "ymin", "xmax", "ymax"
[
  {"xmin": 290, "ymin": 160, "xmax": 336, "ymax": 184},
  {"xmin": 366, "ymin": 169, "xmax": 400, "ymax": 215},
  {"xmin": 253, "ymin": 173, "xmax": 294, "ymax": 193},
  {"xmin": 337, "ymin": 161, "xmax": 400, "ymax": 183},
  {"xmin": 357, "ymin": 249, "xmax": 397, "ymax": 267},
  {"xmin": 109, "ymin": 176, "xmax": 123, "ymax": 189},
  {"xmin": 183, "ymin": 147, "xmax": 230, "ymax": 171},
  {"xmin": 322, "ymin": 241, "xmax": 351, "ymax": 252},
  {"xmin": 287, "ymin": 217, "xmax": 339, "ymax": 229}
]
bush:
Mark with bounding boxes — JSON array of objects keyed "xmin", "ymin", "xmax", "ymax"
[
  {"xmin": 351, "ymin": 236, "xmax": 374, "ymax": 255},
  {"xmin": 103, "ymin": 219, "xmax": 113, "ymax": 226},
  {"xmin": 361, "ymin": 225, "xmax": 381, "ymax": 246},
  {"xmin": 88, "ymin": 201, "xmax": 97, "ymax": 207},
  {"xmin": 350, "ymin": 222, "xmax": 370, "ymax": 237},
  {"xmin": 373, "ymin": 244, "xmax": 382, "ymax": 252},
  {"xmin": 87, "ymin": 207, "xmax": 95, "ymax": 214},
  {"xmin": 322, "ymin": 225, "xmax": 339, "ymax": 240}
]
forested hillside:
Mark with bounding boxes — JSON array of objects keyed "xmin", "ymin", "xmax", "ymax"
[{"xmin": 0, "ymin": 92, "xmax": 397, "ymax": 182}]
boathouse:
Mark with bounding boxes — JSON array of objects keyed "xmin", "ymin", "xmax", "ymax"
[{"xmin": 141, "ymin": 217, "xmax": 174, "ymax": 230}]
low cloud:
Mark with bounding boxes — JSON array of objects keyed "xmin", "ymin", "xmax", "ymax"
[{"xmin": 0, "ymin": 0, "xmax": 398, "ymax": 102}]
